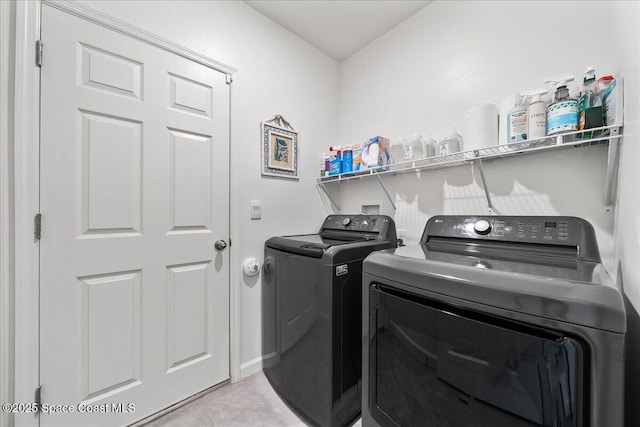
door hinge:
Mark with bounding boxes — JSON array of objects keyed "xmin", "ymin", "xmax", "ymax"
[
  {"xmin": 35, "ymin": 385, "xmax": 42, "ymax": 413},
  {"xmin": 34, "ymin": 213, "xmax": 41, "ymax": 240},
  {"xmin": 36, "ymin": 40, "xmax": 43, "ymax": 67},
  {"xmin": 226, "ymin": 74, "xmax": 232, "ymax": 85}
]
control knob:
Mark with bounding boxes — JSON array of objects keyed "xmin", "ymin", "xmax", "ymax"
[
  {"xmin": 342, "ymin": 217, "xmax": 351, "ymax": 226},
  {"xmin": 474, "ymin": 220, "xmax": 492, "ymax": 235}
]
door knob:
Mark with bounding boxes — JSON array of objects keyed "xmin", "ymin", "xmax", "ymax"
[{"xmin": 214, "ymin": 239, "xmax": 227, "ymax": 251}]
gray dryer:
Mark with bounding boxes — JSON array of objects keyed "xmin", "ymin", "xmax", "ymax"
[{"xmin": 362, "ymin": 215, "xmax": 625, "ymax": 427}]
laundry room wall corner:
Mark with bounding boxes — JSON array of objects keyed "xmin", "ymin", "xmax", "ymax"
[
  {"xmin": 611, "ymin": 2, "xmax": 640, "ymax": 425},
  {"xmin": 339, "ymin": 3, "xmax": 640, "ymax": 423},
  {"xmin": 338, "ymin": 1, "xmax": 623, "ymax": 269},
  {"xmin": 77, "ymin": 0, "xmax": 340, "ymax": 381}
]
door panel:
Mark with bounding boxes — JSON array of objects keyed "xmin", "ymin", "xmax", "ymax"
[
  {"xmin": 80, "ymin": 270, "xmax": 143, "ymax": 400},
  {"xmin": 40, "ymin": 5, "xmax": 230, "ymax": 426},
  {"xmin": 166, "ymin": 261, "xmax": 212, "ymax": 372},
  {"xmin": 79, "ymin": 42, "xmax": 143, "ymax": 99},
  {"xmin": 168, "ymin": 73, "xmax": 212, "ymax": 117},
  {"xmin": 169, "ymin": 129, "xmax": 212, "ymax": 232},
  {"xmin": 80, "ymin": 111, "xmax": 143, "ymax": 235}
]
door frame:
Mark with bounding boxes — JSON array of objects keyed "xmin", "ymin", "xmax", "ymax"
[
  {"xmin": 13, "ymin": 2, "xmax": 239, "ymax": 425},
  {"xmin": 0, "ymin": 2, "xmax": 16, "ymax": 427}
]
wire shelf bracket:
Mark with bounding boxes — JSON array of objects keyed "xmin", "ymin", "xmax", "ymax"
[
  {"xmin": 603, "ymin": 126, "xmax": 622, "ymax": 213},
  {"xmin": 474, "ymin": 156, "xmax": 495, "ymax": 214},
  {"xmin": 318, "ymin": 182, "xmax": 341, "ymax": 212},
  {"xmin": 376, "ymin": 174, "xmax": 397, "ymax": 211}
]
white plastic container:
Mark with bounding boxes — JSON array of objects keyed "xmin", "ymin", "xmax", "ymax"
[
  {"xmin": 422, "ymin": 134, "xmax": 437, "ymax": 158},
  {"xmin": 438, "ymin": 129, "xmax": 463, "ymax": 156},
  {"xmin": 507, "ymin": 94, "xmax": 529, "ymax": 143},
  {"xmin": 499, "ymin": 93, "xmax": 519, "ymax": 145},
  {"xmin": 391, "ymin": 137, "xmax": 406, "ymax": 164},
  {"xmin": 404, "ymin": 133, "xmax": 424, "ymax": 160},
  {"xmin": 526, "ymin": 89, "xmax": 548, "ymax": 139}
]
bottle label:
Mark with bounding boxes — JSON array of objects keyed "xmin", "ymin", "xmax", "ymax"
[
  {"xmin": 547, "ymin": 100, "xmax": 578, "ymax": 134},
  {"xmin": 404, "ymin": 145, "xmax": 413, "ymax": 160},
  {"xmin": 508, "ymin": 110, "xmax": 528, "ymax": 142},
  {"xmin": 328, "ymin": 159, "xmax": 342, "ymax": 175},
  {"xmin": 578, "ymin": 94, "xmax": 589, "ymax": 130},
  {"xmin": 342, "ymin": 152, "xmax": 353, "ymax": 173},
  {"xmin": 529, "ymin": 110, "xmax": 547, "ymax": 139},
  {"xmin": 528, "ymin": 106, "xmax": 546, "ymax": 139}
]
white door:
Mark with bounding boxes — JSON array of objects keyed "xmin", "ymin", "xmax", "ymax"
[{"xmin": 39, "ymin": 5, "xmax": 230, "ymax": 426}]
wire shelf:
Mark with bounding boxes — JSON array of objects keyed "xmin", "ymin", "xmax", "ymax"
[{"xmin": 316, "ymin": 124, "xmax": 623, "ymax": 184}]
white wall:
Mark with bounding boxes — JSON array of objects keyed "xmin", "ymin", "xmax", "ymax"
[
  {"xmin": 611, "ymin": 2, "xmax": 640, "ymax": 423},
  {"xmin": 340, "ymin": 1, "xmax": 632, "ymax": 260},
  {"xmin": 340, "ymin": 1, "xmax": 624, "ymax": 143},
  {"xmin": 339, "ymin": 1, "xmax": 639, "ymax": 423},
  {"xmin": 612, "ymin": 0, "xmax": 640, "ymax": 321},
  {"xmin": 339, "ymin": 0, "xmax": 627, "ymax": 265},
  {"xmin": 77, "ymin": 0, "xmax": 339, "ymax": 377}
]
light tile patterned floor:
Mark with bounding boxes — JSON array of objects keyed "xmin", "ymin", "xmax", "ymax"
[{"xmin": 143, "ymin": 371, "xmax": 362, "ymax": 427}]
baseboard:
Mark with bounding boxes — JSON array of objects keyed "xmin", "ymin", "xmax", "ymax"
[
  {"xmin": 239, "ymin": 355, "xmax": 264, "ymax": 379},
  {"xmin": 129, "ymin": 380, "xmax": 229, "ymax": 426}
]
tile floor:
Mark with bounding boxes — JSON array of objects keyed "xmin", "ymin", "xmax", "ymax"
[{"xmin": 143, "ymin": 371, "xmax": 363, "ymax": 427}]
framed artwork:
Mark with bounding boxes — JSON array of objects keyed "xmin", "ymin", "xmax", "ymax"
[{"xmin": 261, "ymin": 121, "xmax": 299, "ymax": 180}]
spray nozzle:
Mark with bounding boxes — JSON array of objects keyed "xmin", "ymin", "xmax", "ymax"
[
  {"xmin": 544, "ymin": 74, "xmax": 575, "ymax": 89},
  {"xmin": 517, "ymin": 93, "xmax": 529, "ymax": 105},
  {"xmin": 524, "ymin": 88, "xmax": 549, "ymax": 103},
  {"xmin": 544, "ymin": 74, "xmax": 575, "ymax": 102},
  {"xmin": 583, "ymin": 66, "xmax": 596, "ymax": 83}
]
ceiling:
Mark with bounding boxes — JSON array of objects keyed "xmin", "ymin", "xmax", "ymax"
[{"xmin": 245, "ymin": 1, "xmax": 431, "ymax": 61}]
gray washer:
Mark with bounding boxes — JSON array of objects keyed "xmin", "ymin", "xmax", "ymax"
[
  {"xmin": 263, "ymin": 215, "xmax": 397, "ymax": 427},
  {"xmin": 362, "ymin": 215, "xmax": 625, "ymax": 427}
]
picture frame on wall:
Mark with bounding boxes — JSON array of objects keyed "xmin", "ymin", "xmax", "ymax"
[{"xmin": 261, "ymin": 121, "xmax": 299, "ymax": 180}]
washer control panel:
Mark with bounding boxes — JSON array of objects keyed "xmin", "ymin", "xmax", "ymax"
[
  {"xmin": 422, "ymin": 215, "xmax": 601, "ymax": 261},
  {"xmin": 322, "ymin": 215, "xmax": 394, "ymax": 235}
]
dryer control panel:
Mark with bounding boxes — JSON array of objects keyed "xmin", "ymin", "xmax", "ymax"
[{"xmin": 422, "ymin": 215, "xmax": 600, "ymax": 262}]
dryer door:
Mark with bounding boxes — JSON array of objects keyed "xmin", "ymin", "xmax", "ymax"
[{"xmin": 368, "ymin": 285, "xmax": 586, "ymax": 427}]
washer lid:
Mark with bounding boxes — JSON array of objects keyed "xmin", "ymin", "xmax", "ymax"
[
  {"xmin": 266, "ymin": 214, "xmax": 398, "ymax": 258},
  {"xmin": 363, "ymin": 246, "xmax": 626, "ymax": 334},
  {"xmin": 265, "ymin": 233, "xmax": 372, "ymax": 258}
]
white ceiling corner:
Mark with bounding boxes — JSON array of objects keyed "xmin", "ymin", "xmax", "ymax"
[{"xmin": 244, "ymin": 1, "xmax": 431, "ymax": 61}]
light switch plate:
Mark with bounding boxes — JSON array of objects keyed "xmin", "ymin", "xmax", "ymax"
[{"xmin": 250, "ymin": 200, "xmax": 261, "ymax": 220}]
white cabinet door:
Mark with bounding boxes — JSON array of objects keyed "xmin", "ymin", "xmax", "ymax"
[{"xmin": 40, "ymin": 5, "xmax": 230, "ymax": 426}]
